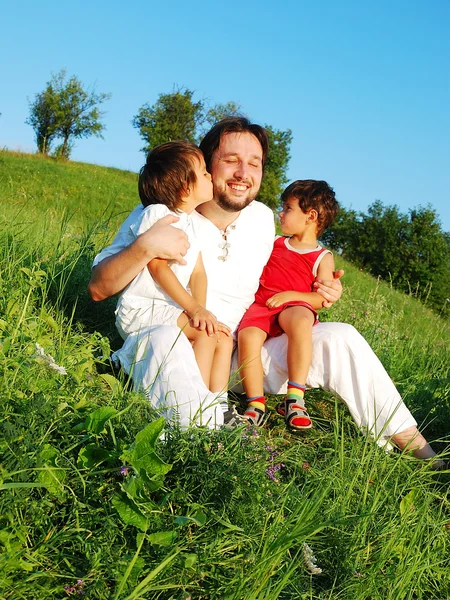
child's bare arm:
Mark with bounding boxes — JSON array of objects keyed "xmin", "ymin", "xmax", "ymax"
[
  {"xmin": 266, "ymin": 253, "xmax": 336, "ymax": 310},
  {"xmin": 189, "ymin": 253, "xmax": 231, "ymax": 336},
  {"xmin": 148, "ymin": 258, "xmax": 208, "ymax": 323}
]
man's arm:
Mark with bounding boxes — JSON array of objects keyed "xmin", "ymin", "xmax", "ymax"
[{"xmin": 88, "ymin": 214, "xmax": 190, "ymax": 301}]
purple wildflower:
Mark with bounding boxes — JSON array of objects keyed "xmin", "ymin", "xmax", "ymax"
[
  {"xmin": 64, "ymin": 579, "xmax": 85, "ymax": 595},
  {"xmin": 267, "ymin": 463, "xmax": 285, "ymax": 482},
  {"xmin": 120, "ymin": 466, "xmax": 130, "ymax": 476}
]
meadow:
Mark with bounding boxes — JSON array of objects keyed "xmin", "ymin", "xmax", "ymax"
[{"xmin": 0, "ymin": 150, "xmax": 449, "ymax": 599}]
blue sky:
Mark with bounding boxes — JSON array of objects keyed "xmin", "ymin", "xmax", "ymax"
[{"xmin": 1, "ymin": 0, "xmax": 449, "ymax": 231}]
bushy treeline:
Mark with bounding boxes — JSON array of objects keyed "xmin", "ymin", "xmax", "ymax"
[{"xmin": 322, "ymin": 200, "xmax": 450, "ymax": 314}]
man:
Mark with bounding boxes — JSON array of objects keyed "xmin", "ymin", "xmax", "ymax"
[{"xmin": 89, "ymin": 117, "xmax": 439, "ymax": 461}]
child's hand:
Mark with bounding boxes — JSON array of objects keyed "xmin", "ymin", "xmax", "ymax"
[
  {"xmin": 189, "ymin": 306, "xmax": 219, "ymax": 336},
  {"xmin": 217, "ymin": 322, "xmax": 232, "ymax": 337},
  {"xmin": 266, "ymin": 292, "xmax": 296, "ymax": 308}
]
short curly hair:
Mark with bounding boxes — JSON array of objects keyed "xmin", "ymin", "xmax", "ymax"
[
  {"xmin": 138, "ymin": 141, "xmax": 204, "ymax": 212},
  {"xmin": 281, "ymin": 180, "xmax": 339, "ymax": 235}
]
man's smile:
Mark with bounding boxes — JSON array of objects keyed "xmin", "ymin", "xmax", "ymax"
[{"xmin": 228, "ymin": 181, "xmax": 250, "ymax": 192}]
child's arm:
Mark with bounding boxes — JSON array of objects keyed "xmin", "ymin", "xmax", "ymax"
[
  {"xmin": 266, "ymin": 253, "xmax": 336, "ymax": 310},
  {"xmin": 148, "ymin": 256, "xmax": 221, "ymax": 336},
  {"xmin": 189, "ymin": 254, "xmax": 231, "ymax": 336}
]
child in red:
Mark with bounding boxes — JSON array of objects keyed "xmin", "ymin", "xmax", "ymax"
[{"xmin": 238, "ymin": 180, "xmax": 339, "ymax": 429}]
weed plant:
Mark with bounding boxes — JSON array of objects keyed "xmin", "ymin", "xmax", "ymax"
[{"xmin": 0, "ymin": 152, "xmax": 449, "ymax": 599}]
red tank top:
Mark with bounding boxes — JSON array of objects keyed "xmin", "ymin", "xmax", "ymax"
[{"xmin": 255, "ymin": 237, "xmax": 331, "ymax": 304}]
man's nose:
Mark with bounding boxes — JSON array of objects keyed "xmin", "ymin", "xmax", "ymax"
[{"xmin": 234, "ymin": 161, "xmax": 250, "ymax": 180}]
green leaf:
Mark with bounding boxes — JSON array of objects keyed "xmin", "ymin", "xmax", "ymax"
[
  {"xmin": 84, "ymin": 406, "xmax": 117, "ymax": 434},
  {"xmin": 147, "ymin": 531, "xmax": 177, "ymax": 547},
  {"xmin": 77, "ymin": 444, "xmax": 112, "ymax": 468},
  {"xmin": 191, "ymin": 511, "xmax": 206, "ymax": 526},
  {"xmin": 183, "ymin": 553, "xmax": 197, "ymax": 569},
  {"xmin": 131, "ymin": 419, "xmax": 172, "ymax": 476},
  {"xmin": 112, "ymin": 493, "xmax": 148, "ymax": 531},
  {"xmin": 37, "ymin": 445, "xmax": 65, "ymax": 498},
  {"xmin": 100, "ymin": 373, "xmax": 123, "ymax": 395},
  {"xmin": 400, "ymin": 490, "xmax": 416, "ymax": 517}
]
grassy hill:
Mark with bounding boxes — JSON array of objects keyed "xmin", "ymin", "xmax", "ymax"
[{"xmin": 1, "ymin": 150, "xmax": 449, "ymax": 599}]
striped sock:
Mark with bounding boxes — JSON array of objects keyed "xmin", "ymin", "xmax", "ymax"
[
  {"xmin": 245, "ymin": 395, "xmax": 266, "ymax": 413},
  {"xmin": 286, "ymin": 381, "xmax": 311, "ymax": 428}
]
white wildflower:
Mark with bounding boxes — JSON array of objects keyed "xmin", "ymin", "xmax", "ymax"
[
  {"xmin": 35, "ymin": 343, "xmax": 67, "ymax": 375},
  {"xmin": 302, "ymin": 543, "xmax": 322, "ymax": 574}
]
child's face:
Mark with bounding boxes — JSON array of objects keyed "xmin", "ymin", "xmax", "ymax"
[
  {"xmin": 186, "ymin": 157, "xmax": 213, "ymax": 210},
  {"xmin": 278, "ymin": 196, "xmax": 310, "ymax": 236}
]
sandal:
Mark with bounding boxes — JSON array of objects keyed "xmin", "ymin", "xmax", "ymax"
[
  {"xmin": 283, "ymin": 398, "xmax": 313, "ymax": 430},
  {"xmin": 243, "ymin": 406, "xmax": 269, "ymax": 427}
]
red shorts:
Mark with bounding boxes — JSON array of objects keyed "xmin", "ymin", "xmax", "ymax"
[{"xmin": 238, "ymin": 301, "xmax": 318, "ymax": 338}]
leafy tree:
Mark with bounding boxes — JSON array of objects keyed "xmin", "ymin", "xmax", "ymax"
[
  {"xmin": 325, "ymin": 200, "xmax": 450, "ymax": 313},
  {"xmin": 26, "ymin": 69, "xmax": 111, "ymax": 159},
  {"xmin": 258, "ymin": 126, "xmax": 292, "ymax": 211},
  {"xmin": 26, "ymin": 86, "xmax": 58, "ymax": 154},
  {"xmin": 200, "ymin": 101, "xmax": 244, "ymax": 136},
  {"xmin": 132, "ymin": 88, "xmax": 204, "ymax": 153},
  {"xmin": 133, "ymin": 89, "xmax": 292, "ymax": 211}
]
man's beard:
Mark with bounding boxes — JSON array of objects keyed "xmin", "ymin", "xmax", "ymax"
[{"xmin": 214, "ymin": 189, "xmax": 258, "ymax": 212}]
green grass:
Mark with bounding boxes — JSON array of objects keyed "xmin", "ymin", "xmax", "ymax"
[{"xmin": 0, "ymin": 150, "xmax": 449, "ymax": 599}]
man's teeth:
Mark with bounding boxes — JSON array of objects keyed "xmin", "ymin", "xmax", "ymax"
[{"xmin": 229, "ymin": 184, "xmax": 247, "ymax": 191}]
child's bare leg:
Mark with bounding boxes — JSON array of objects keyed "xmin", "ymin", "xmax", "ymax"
[
  {"xmin": 278, "ymin": 306, "xmax": 314, "ymax": 382},
  {"xmin": 391, "ymin": 426, "xmax": 445, "ymax": 467},
  {"xmin": 238, "ymin": 327, "xmax": 268, "ymax": 397},
  {"xmin": 278, "ymin": 306, "xmax": 315, "ymax": 430},
  {"xmin": 210, "ymin": 333, "xmax": 234, "ymax": 393},
  {"xmin": 177, "ymin": 312, "xmax": 217, "ymax": 388},
  {"xmin": 238, "ymin": 327, "xmax": 268, "ymax": 424}
]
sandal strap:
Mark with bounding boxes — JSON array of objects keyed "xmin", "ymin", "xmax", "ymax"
[
  {"xmin": 244, "ymin": 406, "xmax": 267, "ymax": 427},
  {"xmin": 285, "ymin": 401, "xmax": 312, "ymax": 430}
]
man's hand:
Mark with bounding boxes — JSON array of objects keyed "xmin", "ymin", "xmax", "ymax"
[
  {"xmin": 141, "ymin": 214, "xmax": 190, "ymax": 265},
  {"xmin": 313, "ymin": 269, "xmax": 344, "ymax": 308}
]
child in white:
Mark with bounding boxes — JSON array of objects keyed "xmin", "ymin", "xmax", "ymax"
[{"xmin": 115, "ymin": 141, "xmax": 233, "ymax": 397}]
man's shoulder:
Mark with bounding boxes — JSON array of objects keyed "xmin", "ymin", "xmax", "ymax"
[
  {"xmin": 243, "ymin": 201, "xmax": 275, "ymax": 231},
  {"xmin": 247, "ymin": 200, "xmax": 274, "ymax": 219}
]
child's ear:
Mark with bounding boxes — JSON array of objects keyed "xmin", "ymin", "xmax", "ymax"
[{"xmin": 307, "ymin": 209, "xmax": 318, "ymax": 223}]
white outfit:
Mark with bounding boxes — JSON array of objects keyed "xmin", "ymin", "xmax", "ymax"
[
  {"xmin": 114, "ymin": 204, "xmax": 200, "ymax": 339},
  {"xmin": 93, "ymin": 201, "xmax": 417, "ymax": 441}
]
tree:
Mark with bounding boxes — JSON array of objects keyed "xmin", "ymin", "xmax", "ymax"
[
  {"xmin": 200, "ymin": 101, "xmax": 244, "ymax": 137},
  {"xmin": 325, "ymin": 200, "xmax": 450, "ymax": 313},
  {"xmin": 26, "ymin": 86, "xmax": 58, "ymax": 154},
  {"xmin": 132, "ymin": 88, "xmax": 204, "ymax": 153},
  {"xmin": 133, "ymin": 90, "xmax": 292, "ymax": 211},
  {"xmin": 258, "ymin": 126, "xmax": 292, "ymax": 211},
  {"xmin": 26, "ymin": 69, "xmax": 111, "ymax": 159}
]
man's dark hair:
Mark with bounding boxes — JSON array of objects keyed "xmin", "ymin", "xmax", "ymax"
[
  {"xmin": 281, "ymin": 180, "xmax": 339, "ymax": 235},
  {"xmin": 138, "ymin": 141, "xmax": 203, "ymax": 211},
  {"xmin": 199, "ymin": 117, "xmax": 269, "ymax": 171}
]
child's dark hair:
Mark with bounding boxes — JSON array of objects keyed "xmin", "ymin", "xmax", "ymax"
[
  {"xmin": 281, "ymin": 180, "xmax": 339, "ymax": 235},
  {"xmin": 138, "ymin": 141, "xmax": 204, "ymax": 211}
]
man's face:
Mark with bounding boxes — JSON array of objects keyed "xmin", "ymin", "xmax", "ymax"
[{"xmin": 210, "ymin": 132, "xmax": 264, "ymax": 212}]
